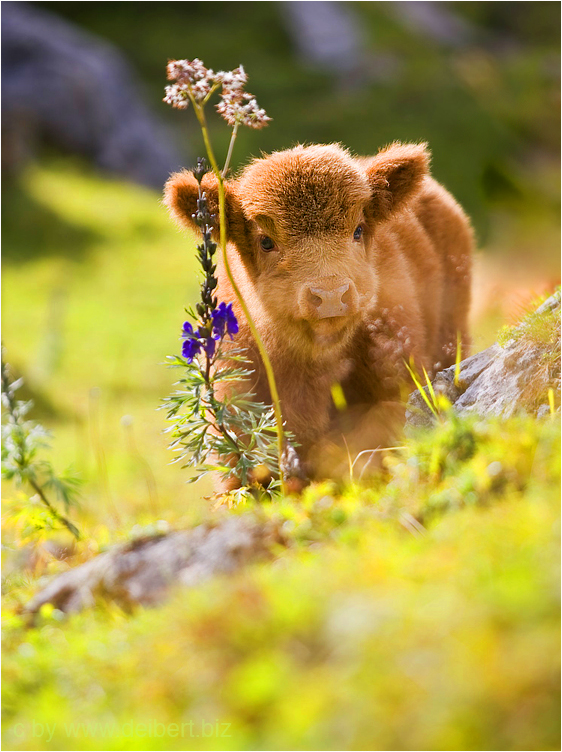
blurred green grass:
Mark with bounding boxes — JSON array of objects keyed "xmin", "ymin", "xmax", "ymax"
[
  {"xmin": 2, "ymin": 4, "xmax": 560, "ymax": 745},
  {"xmin": 1, "ymin": 156, "xmax": 559, "ymax": 531},
  {"xmin": 2, "ymin": 415, "xmax": 560, "ymax": 751},
  {"xmin": 1, "ymin": 161, "xmax": 560, "ymax": 752},
  {"xmin": 2, "ymin": 159, "xmax": 214, "ymax": 529},
  {"xmin": 39, "ymin": 1, "xmax": 561, "ymax": 241}
]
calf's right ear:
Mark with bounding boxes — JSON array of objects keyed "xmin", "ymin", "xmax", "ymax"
[{"xmin": 163, "ymin": 170, "xmax": 251, "ymax": 248}]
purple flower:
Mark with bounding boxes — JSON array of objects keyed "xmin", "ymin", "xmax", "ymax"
[
  {"xmin": 179, "ymin": 303, "xmax": 237, "ymax": 364},
  {"xmin": 202, "ymin": 336, "xmax": 216, "ymax": 359},
  {"xmin": 181, "ymin": 338, "xmax": 201, "ymax": 362},
  {"xmin": 181, "ymin": 321, "xmax": 201, "ymax": 362},
  {"xmin": 211, "ymin": 302, "xmax": 239, "ymax": 340},
  {"xmin": 196, "ymin": 327, "xmax": 216, "ymax": 359}
]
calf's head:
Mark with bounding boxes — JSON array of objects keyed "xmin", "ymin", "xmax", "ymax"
[{"xmin": 165, "ymin": 142, "xmax": 429, "ymax": 358}]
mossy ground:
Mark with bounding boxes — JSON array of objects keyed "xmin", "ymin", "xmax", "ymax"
[
  {"xmin": 2, "ymin": 162, "xmax": 560, "ymax": 751},
  {"xmin": 2, "ymin": 416, "xmax": 560, "ymax": 751}
]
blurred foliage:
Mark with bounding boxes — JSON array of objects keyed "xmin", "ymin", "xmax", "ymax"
[
  {"xmin": 498, "ymin": 288, "xmax": 561, "ymax": 348},
  {"xmin": 2, "ymin": 158, "xmax": 213, "ymax": 530},
  {"xmin": 1, "ymin": 165, "xmax": 560, "ymax": 750},
  {"xmin": 1, "ymin": 157, "xmax": 556, "ymax": 543},
  {"xmin": 2, "ymin": 359, "xmax": 82, "ymax": 539},
  {"xmin": 2, "ymin": 6, "xmax": 561, "ymax": 747},
  {"xmin": 32, "ymin": 0, "xmax": 561, "ymax": 241},
  {"xmin": 2, "ymin": 412, "xmax": 560, "ymax": 750}
]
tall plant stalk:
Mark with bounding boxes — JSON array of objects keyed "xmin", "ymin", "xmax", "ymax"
[
  {"xmin": 1, "ymin": 355, "xmax": 80, "ymax": 539},
  {"xmin": 163, "ymin": 164, "xmax": 286, "ymax": 491},
  {"xmin": 192, "ymin": 107, "xmax": 286, "ymax": 491},
  {"xmin": 164, "ymin": 58, "xmax": 287, "ymax": 492}
]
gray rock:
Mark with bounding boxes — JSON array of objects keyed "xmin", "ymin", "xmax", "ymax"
[
  {"xmin": 2, "ymin": 2, "xmax": 182, "ymax": 188},
  {"xmin": 406, "ymin": 292, "xmax": 561, "ymax": 428},
  {"xmin": 388, "ymin": 2, "xmax": 475, "ymax": 48},
  {"xmin": 26, "ymin": 516, "xmax": 283, "ymax": 616},
  {"xmin": 279, "ymin": 0, "xmax": 402, "ymax": 89},
  {"xmin": 280, "ymin": 0, "xmax": 365, "ymax": 77}
]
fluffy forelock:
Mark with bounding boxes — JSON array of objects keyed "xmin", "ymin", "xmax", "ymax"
[{"xmin": 235, "ymin": 144, "xmax": 371, "ymax": 237}]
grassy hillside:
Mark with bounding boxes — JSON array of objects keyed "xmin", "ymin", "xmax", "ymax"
[
  {"xmin": 2, "ymin": 414, "xmax": 560, "ymax": 750},
  {"xmin": 2, "ymin": 161, "xmax": 560, "ymax": 751},
  {"xmin": 2, "ymin": 159, "xmax": 214, "ymax": 530}
]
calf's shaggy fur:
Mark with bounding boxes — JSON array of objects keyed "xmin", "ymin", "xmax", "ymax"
[{"xmin": 165, "ymin": 142, "xmax": 473, "ymax": 481}]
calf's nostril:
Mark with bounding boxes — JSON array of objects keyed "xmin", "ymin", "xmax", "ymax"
[{"xmin": 309, "ymin": 292, "xmax": 323, "ymax": 308}]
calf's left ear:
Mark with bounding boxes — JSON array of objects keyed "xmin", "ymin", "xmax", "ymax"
[
  {"xmin": 163, "ymin": 170, "xmax": 250, "ymax": 248},
  {"xmin": 365, "ymin": 142, "xmax": 430, "ymax": 220}
]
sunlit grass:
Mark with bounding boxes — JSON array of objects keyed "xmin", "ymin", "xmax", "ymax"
[
  {"xmin": 2, "ymin": 159, "xmax": 560, "ymax": 751},
  {"xmin": 2, "ymin": 416, "xmax": 560, "ymax": 751},
  {"xmin": 2, "ymin": 159, "xmax": 214, "ymax": 532},
  {"xmin": 2, "ymin": 158, "xmax": 559, "ymax": 533}
]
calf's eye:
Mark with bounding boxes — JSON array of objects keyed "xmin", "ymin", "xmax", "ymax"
[
  {"xmin": 260, "ymin": 236, "xmax": 276, "ymax": 252},
  {"xmin": 353, "ymin": 225, "xmax": 363, "ymax": 241}
]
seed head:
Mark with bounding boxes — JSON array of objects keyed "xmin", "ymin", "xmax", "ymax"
[
  {"xmin": 216, "ymin": 91, "xmax": 271, "ymax": 129},
  {"xmin": 163, "ymin": 84, "xmax": 190, "ymax": 109},
  {"xmin": 166, "ymin": 58, "xmax": 209, "ymax": 86},
  {"xmin": 164, "ymin": 58, "xmax": 219, "ymax": 107},
  {"xmin": 216, "ymin": 65, "xmax": 248, "ymax": 94},
  {"xmin": 164, "ymin": 58, "xmax": 270, "ymax": 128}
]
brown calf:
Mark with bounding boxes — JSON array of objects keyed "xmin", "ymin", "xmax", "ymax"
[{"xmin": 165, "ymin": 142, "xmax": 473, "ymax": 481}]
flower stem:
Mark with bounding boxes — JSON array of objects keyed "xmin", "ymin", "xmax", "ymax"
[
  {"xmin": 29, "ymin": 478, "xmax": 80, "ymax": 540},
  {"xmin": 1, "ymin": 357, "xmax": 80, "ymax": 540},
  {"xmin": 194, "ymin": 106, "xmax": 221, "ymax": 176},
  {"xmin": 194, "ymin": 105, "xmax": 287, "ymax": 493},
  {"xmin": 222, "ymin": 123, "xmax": 239, "ymax": 178}
]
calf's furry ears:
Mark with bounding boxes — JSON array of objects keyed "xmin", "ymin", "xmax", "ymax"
[
  {"xmin": 365, "ymin": 142, "xmax": 430, "ymax": 220},
  {"xmin": 163, "ymin": 171, "xmax": 249, "ymax": 246}
]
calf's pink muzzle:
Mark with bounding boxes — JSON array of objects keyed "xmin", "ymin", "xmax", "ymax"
[{"xmin": 299, "ymin": 279, "xmax": 358, "ymax": 320}]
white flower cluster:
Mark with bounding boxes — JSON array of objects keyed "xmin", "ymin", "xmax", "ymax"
[
  {"xmin": 216, "ymin": 90, "xmax": 270, "ymax": 130},
  {"xmin": 164, "ymin": 58, "xmax": 214, "ymax": 107},
  {"xmin": 163, "ymin": 58, "xmax": 270, "ymax": 129},
  {"xmin": 163, "ymin": 85, "xmax": 190, "ymax": 109},
  {"xmin": 167, "ymin": 58, "xmax": 208, "ymax": 84},
  {"xmin": 217, "ymin": 65, "xmax": 248, "ymax": 93}
]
